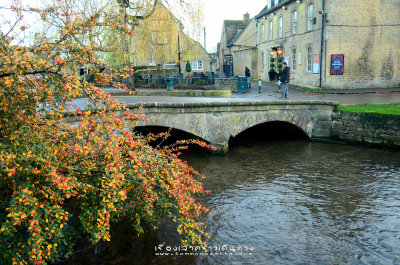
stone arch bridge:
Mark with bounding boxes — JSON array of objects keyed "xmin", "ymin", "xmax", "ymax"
[{"xmin": 126, "ymin": 101, "xmax": 337, "ymax": 152}]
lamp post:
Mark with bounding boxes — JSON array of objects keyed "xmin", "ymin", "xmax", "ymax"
[
  {"xmin": 178, "ymin": 34, "xmax": 182, "ymax": 75},
  {"xmin": 319, "ymin": 0, "xmax": 326, "ymax": 88}
]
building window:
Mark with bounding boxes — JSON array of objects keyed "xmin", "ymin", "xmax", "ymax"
[
  {"xmin": 278, "ymin": 16, "xmax": 283, "ymax": 38},
  {"xmin": 261, "ymin": 23, "xmax": 265, "ymax": 42},
  {"xmin": 269, "ymin": 20, "xmax": 273, "ymax": 40},
  {"xmin": 292, "ymin": 49, "xmax": 296, "ymax": 71},
  {"xmin": 306, "ymin": 47, "xmax": 312, "ymax": 72},
  {"xmin": 192, "ymin": 60, "xmax": 203, "ymax": 70},
  {"xmin": 292, "ymin": 10, "xmax": 297, "ymax": 34},
  {"xmin": 307, "ymin": 4, "xmax": 313, "ymax": 31},
  {"xmin": 260, "ymin": 52, "xmax": 264, "ymax": 71}
]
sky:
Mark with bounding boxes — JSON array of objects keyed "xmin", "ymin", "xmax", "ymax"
[
  {"xmin": 202, "ymin": 0, "xmax": 267, "ymax": 53},
  {"xmin": 0, "ymin": 0, "xmax": 268, "ymax": 52}
]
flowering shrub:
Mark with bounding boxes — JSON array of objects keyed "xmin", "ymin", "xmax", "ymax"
[{"xmin": 0, "ymin": 2, "xmax": 214, "ymax": 264}]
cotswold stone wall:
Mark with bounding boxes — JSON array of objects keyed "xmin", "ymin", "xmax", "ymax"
[
  {"xmin": 130, "ymin": 77, "xmax": 236, "ymax": 90},
  {"xmin": 215, "ymin": 78, "xmax": 236, "ymax": 91},
  {"xmin": 331, "ymin": 111, "xmax": 400, "ymax": 149}
]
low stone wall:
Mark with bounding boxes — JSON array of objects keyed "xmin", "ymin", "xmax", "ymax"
[
  {"xmin": 331, "ymin": 111, "xmax": 400, "ymax": 149},
  {"xmin": 214, "ymin": 78, "xmax": 237, "ymax": 91},
  {"xmin": 129, "ymin": 77, "xmax": 237, "ymax": 91},
  {"xmin": 134, "ymin": 89, "xmax": 231, "ymax": 97}
]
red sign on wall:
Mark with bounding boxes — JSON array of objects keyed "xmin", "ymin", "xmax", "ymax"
[{"xmin": 313, "ymin": 54, "xmax": 320, "ymax": 74}]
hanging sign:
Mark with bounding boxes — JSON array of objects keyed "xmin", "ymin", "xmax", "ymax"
[
  {"xmin": 284, "ymin": 56, "xmax": 290, "ymax": 66},
  {"xmin": 330, "ymin": 54, "xmax": 344, "ymax": 75}
]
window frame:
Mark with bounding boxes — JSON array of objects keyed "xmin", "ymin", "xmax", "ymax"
[
  {"xmin": 192, "ymin": 60, "xmax": 203, "ymax": 71},
  {"xmin": 278, "ymin": 16, "xmax": 283, "ymax": 38},
  {"xmin": 292, "ymin": 10, "xmax": 297, "ymax": 34},
  {"xmin": 261, "ymin": 23, "xmax": 265, "ymax": 42},
  {"xmin": 292, "ymin": 48, "xmax": 296, "ymax": 71},
  {"xmin": 307, "ymin": 4, "xmax": 313, "ymax": 31},
  {"xmin": 260, "ymin": 52, "xmax": 265, "ymax": 71},
  {"xmin": 306, "ymin": 47, "xmax": 312, "ymax": 72},
  {"xmin": 268, "ymin": 20, "xmax": 273, "ymax": 40}
]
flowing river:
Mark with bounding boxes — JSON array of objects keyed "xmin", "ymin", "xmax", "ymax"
[{"xmin": 61, "ymin": 140, "xmax": 400, "ymax": 265}]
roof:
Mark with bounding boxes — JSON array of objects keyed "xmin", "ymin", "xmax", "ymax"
[
  {"xmin": 255, "ymin": 0, "xmax": 297, "ymax": 19},
  {"xmin": 227, "ymin": 18, "xmax": 256, "ymax": 47},
  {"xmin": 151, "ymin": 0, "xmax": 183, "ymax": 27},
  {"xmin": 223, "ymin": 20, "xmax": 249, "ymax": 46},
  {"xmin": 149, "ymin": 0, "xmax": 210, "ymax": 56}
]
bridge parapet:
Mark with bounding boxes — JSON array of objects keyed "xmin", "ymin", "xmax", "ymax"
[{"xmin": 126, "ymin": 100, "xmax": 338, "ymax": 152}]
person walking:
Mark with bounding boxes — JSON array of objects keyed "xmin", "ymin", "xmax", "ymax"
[
  {"xmin": 245, "ymin": 67, "xmax": 251, "ymax": 89},
  {"xmin": 279, "ymin": 62, "xmax": 290, "ymax": 99}
]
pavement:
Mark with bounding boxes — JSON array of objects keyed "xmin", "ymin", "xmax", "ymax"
[
  {"xmin": 75, "ymin": 82, "xmax": 400, "ymax": 108},
  {"xmin": 228, "ymin": 81, "xmax": 400, "ymax": 105}
]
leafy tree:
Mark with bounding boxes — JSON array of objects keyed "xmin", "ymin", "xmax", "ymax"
[
  {"xmin": 104, "ymin": 0, "xmax": 204, "ymax": 68},
  {"xmin": 0, "ymin": 1, "xmax": 213, "ymax": 264}
]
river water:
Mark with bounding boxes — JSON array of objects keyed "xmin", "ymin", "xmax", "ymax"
[{"xmin": 61, "ymin": 140, "xmax": 400, "ymax": 265}]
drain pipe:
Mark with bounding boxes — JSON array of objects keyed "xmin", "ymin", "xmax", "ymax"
[{"xmin": 319, "ymin": 0, "xmax": 325, "ymax": 88}]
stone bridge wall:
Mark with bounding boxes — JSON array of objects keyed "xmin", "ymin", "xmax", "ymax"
[
  {"xmin": 65, "ymin": 101, "xmax": 399, "ymax": 152},
  {"xmin": 127, "ymin": 101, "xmax": 337, "ymax": 152},
  {"xmin": 331, "ymin": 111, "xmax": 400, "ymax": 149}
]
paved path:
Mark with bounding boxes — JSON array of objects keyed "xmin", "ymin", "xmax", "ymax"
[
  {"xmin": 74, "ymin": 82, "xmax": 400, "ymax": 108},
  {"xmin": 231, "ymin": 81, "xmax": 400, "ymax": 105}
]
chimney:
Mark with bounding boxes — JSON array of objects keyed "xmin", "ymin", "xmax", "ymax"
[{"xmin": 243, "ymin": 12, "xmax": 250, "ymax": 22}]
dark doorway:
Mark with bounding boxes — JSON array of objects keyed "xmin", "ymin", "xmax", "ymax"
[{"xmin": 223, "ymin": 55, "xmax": 234, "ymax": 77}]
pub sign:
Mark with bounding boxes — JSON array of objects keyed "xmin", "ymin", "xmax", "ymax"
[{"xmin": 330, "ymin": 54, "xmax": 344, "ymax": 75}]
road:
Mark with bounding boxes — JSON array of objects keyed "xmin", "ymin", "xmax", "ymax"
[{"xmin": 72, "ymin": 82, "xmax": 400, "ymax": 108}]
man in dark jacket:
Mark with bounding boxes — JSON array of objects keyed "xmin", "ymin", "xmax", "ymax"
[
  {"xmin": 279, "ymin": 62, "xmax": 290, "ymax": 98},
  {"xmin": 245, "ymin": 67, "xmax": 251, "ymax": 89}
]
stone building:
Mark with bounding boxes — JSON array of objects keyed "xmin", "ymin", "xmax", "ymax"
[
  {"xmin": 255, "ymin": 0, "xmax": 400, "ymax": 89},
  {"xmin": 229, "ymin": 17, "xmax": 259, "ymax": 78},
  {"xmin": 217, "ymin": 16, "xmax": 251, "ymax": 76},
  {"xmin": 133, "ymin": 1, "xmax": 215, "ymax": 73}
]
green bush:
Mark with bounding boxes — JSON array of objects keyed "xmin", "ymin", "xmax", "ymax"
[
  {"xmin": 270, "ymin": 58, "xmax": 275, "ymax": 62},
  {"xmin": 277, "ymin": 57, "xmax": 283, "ymax": 63},
  {"xmin": 195, "ymin": 79, "xmax": 207, "ymax": 85},
  {"xmin": 270, "ymin": 63, "xmax": 275, "ymax": 68}
]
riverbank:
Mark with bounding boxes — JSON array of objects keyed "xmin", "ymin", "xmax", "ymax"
[
  {"xmin": 331, "ymin": 109, "xmax": 400, "ymax": 150},
  {"xmin": 337, "ymin": 103, "xmax": 400, "ymax": 116}
]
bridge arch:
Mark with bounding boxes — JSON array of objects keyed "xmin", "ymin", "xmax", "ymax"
[
  {"xmin": 133, "ymin": 125, "xmax": 212, "ymax": 148},
  {"xmin": 229, "ymin": 120, "xmax": 310, "ymax": 147},
  {"xmin": 127, "ymin": 101, "xmax": 336, "ymax": 153}
]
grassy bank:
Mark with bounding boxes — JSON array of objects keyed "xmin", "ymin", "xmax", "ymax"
[{"xmin": 337, "ymin": 103, "xmax": 400, "ymax": 116}]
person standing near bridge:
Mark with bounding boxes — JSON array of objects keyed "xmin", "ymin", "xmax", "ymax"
[
  {"xmin": 279, "ymin": 62, "xmax": 290, "ymax": 99},
  {"xmin": 245, "ymin": 67, "xmax": 251, "ymax": 89}
]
